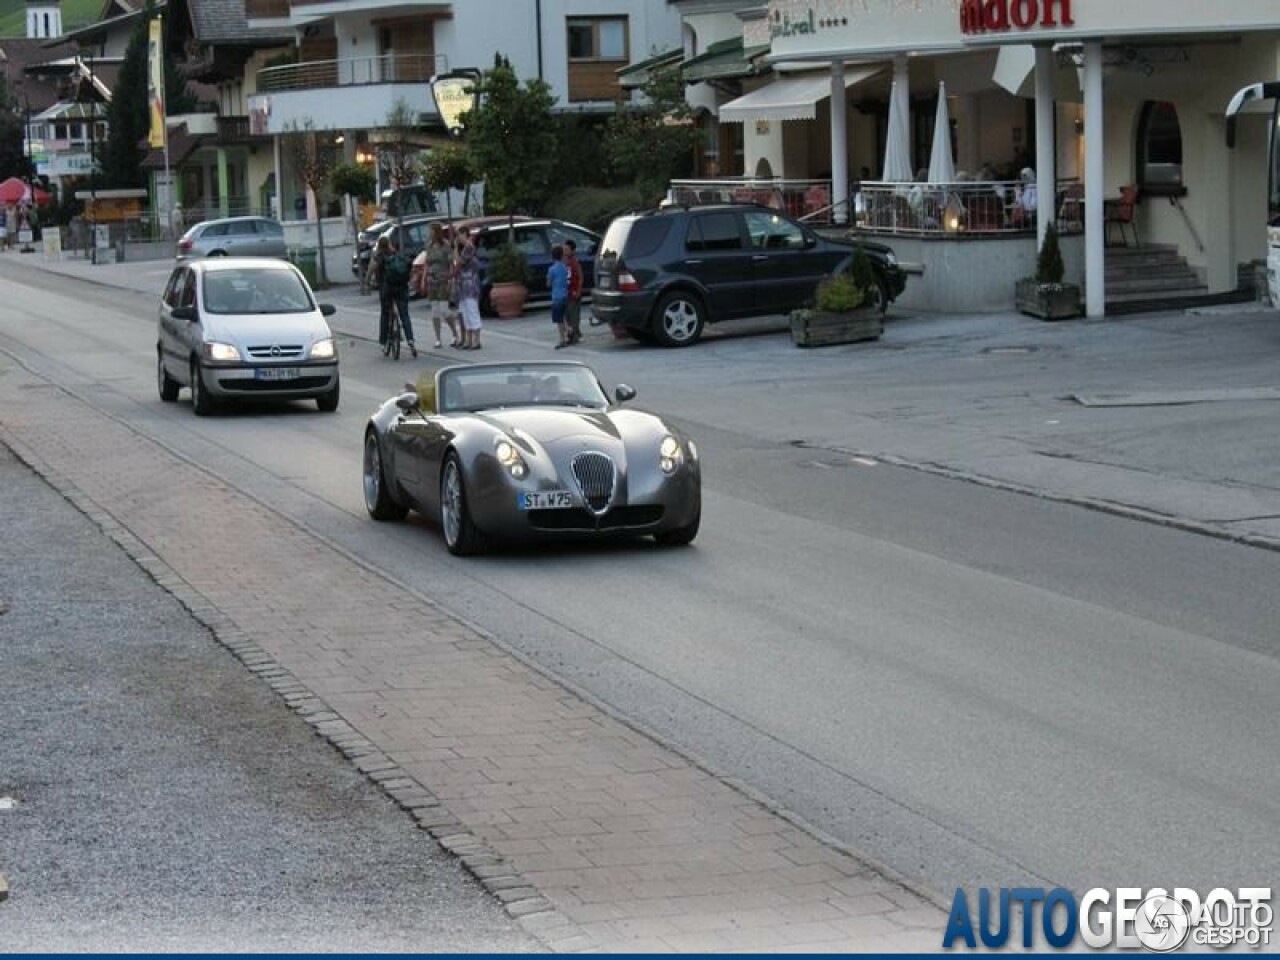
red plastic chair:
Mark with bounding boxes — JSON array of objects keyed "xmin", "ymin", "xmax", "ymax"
[{"xmin": 1104, "ymin": 185, "xmax": 1139, "ymax": 247}]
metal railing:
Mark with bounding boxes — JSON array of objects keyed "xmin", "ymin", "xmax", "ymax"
[
  {"xmin": 258, "ymin": 53, "xmax": 450, "ymax": 93},
  {"xmin": 667, "ymin": 177, "xmax": 1086, "ymax": 236}
]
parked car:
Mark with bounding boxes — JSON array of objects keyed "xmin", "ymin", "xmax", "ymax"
[
  {"xmin": 590, "ymin": 203, "xmax": 907, "ymax": 346},
  {"xmin": 465, "ymin": 218, "xmax": 600, "ymax": 315},
  {"xmin": 362, "ymin": 361, "xmax": 701, "ymax": 555},
  {"xmin": 351, "ymin": 212, "xmax": 451, "ymax": 282},
  {"xmin": 175, "ymin": 215, "xmax": 287, "ymax": 260},
  {"xmin": 156, "ymin": 257, "xmax": 340, "ymax": 415}
]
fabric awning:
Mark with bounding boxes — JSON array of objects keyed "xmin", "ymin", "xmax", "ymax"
[
  {"xmin": 993, "ymin": 45, "xmax": 1082, "ymax": 101},
  {"xmin": 719, "ymin": 65, "xmax": 884, "ymax": 123},
  {"xmin": 618, "ymin": 48, "xmax": 682, "ymax": 90},
  {"xmin": 682, "ymin": 37, "xmax": 770, "ymax": 84}
]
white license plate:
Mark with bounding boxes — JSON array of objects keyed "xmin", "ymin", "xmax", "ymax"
[
  {"xmin": 255, "ymin": 367, "xmax": 300, "ymax": 381},
  {"xmin": 519, "ymin": 490, "xmax": 573, "ymax": 510}
]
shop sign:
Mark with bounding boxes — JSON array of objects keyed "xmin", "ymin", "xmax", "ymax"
[
  {"xmin": 769, "ymin": 4, "xmax": 848, "ymax": 40},
  {"xmin": 960, "ymin": 0, "xmax": 1074, "ymax": 35},
  {"xmin": 430, "ymin": 70, "xmax": 481, "ymax": 139}
]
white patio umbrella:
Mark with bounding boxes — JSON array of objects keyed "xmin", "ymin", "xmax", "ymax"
[
  {"xmin": 927, "ymin": 81, "xmax": 955, "ymax": 184},
  {"xmin": 881, "ymin": 79, "xmax": 913, "ymax": 182}
]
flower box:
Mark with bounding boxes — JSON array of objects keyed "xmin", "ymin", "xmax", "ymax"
[
  {"xmin": 789, "ymin": 307, "xmax": 883, "ymax": 347},
  {"xmin": 1016, "ymin": 279, "xmax": 1081, "ymax": 321}
]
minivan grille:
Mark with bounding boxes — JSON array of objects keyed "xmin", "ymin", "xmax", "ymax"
[
  {"xmin": 246, "ymin": 344, "xmax": 306, "ymax": 360},
  {"xmin": 571, "ymin": 452, "xmax": 616, "ymax": 514}
]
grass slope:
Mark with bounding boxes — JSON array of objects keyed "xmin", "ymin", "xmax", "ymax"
[{"xmin": 0, "ymin": 0, "xmax": 104, "ymax": 38}]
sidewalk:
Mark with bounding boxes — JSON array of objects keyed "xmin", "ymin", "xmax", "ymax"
[{"xmin": 0, "ymin": 251, "xmax": 947, "ymax": 949}]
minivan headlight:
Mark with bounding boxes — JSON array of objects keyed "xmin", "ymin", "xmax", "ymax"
[
  {"xmin": 310, "ymin": 338, "xmax": 336, "ymax": 360},
  {"xmin": 203, "ymin": 341, "xmax": 240, "ymax": 362}
]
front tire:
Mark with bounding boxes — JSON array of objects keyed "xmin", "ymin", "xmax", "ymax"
[
  {"xmin": 190, "ymin": 359, "xmax": 215, "ymax": 416},
  {"xmin": 362, "ymin": 429, "xmax": 407, "ymax": 521},
  {"xmin": 440, "ymin": 454, "xmax": 488, "ymax": 556},
  {"xmin": 316, "ymin": 379, "xmax": 340, "ymax": 412},
  {"xmin": 651, "ymin": 290, "xmax": 705, "ymax": 347},
  {"xmin": 868, "ymin": 277, "xmax": 890, "ymax": 316},
  {"xmin": 157, "ymin": 350, "xmax": 179, "ymax": 402}
]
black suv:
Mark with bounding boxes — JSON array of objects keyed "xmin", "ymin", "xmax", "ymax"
[{"xmin": 591, "ymin": 203, "xmax": 906, "ymax": 346}]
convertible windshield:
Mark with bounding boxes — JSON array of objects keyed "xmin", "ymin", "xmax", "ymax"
[
  {"xmin": 438, "ymin": 363, "xmax": 610, "ymax": 413},
  {"xmin": 202, "ymin": 268, "xmax": 315, "ymax": 315}
]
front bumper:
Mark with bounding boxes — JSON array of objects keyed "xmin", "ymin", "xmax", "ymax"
[{"xmin": 202, "ymin": 362, "xmax": 339, "ymax": 401}]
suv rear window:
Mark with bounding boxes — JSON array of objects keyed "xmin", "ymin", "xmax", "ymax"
[{"xmin": 601, "ymin": 217, "xmax": 671, "ymax": 260}]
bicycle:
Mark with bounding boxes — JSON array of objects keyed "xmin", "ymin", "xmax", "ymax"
[{"xmin": 385, "ymin": 304, "xmax": 402, "ymax": 360}]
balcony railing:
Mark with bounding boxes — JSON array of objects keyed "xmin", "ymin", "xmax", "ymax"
[
  {"xmin": 257, "ymin": 53, "xmax": 449, "ymax": 93},
  {"xmin": 668, "ymin": 177, "xmax": 1086, "ymax": 236}
]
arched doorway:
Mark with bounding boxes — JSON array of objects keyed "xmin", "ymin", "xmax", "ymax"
[{"xmin": 1136, "ymin": 100, "xmax": 1184, "ymax": 196}]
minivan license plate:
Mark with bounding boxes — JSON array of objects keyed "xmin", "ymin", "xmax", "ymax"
[
  {"xmin": 256, "ymin": 367, "xmax": 299, "ymax": 381},
  {"xmin": 519, "ymin": 491, "xmax": 573, "ymax": 510}
]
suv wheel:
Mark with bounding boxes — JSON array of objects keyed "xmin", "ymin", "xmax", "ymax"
[
  {"xmin": 869, "ymin": 278, "xmax": 890, "ymax": 315},
  {"xmin": 652, "ymin": 291, "xmax": 705, "ymax": 347}
]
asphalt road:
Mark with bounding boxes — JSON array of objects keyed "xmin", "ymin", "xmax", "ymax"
[
  {"xmin": 2, "ymin": 255, "xmax": 1278, "ymax": 926},
  {"xmin": 0, "ymin": 444, "xmax": 541, "ymax": 951}
]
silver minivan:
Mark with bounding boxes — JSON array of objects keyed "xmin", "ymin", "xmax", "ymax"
[
  {"xmin": 157, "ymin": 258, "xmax": 340, "ymax": 415},
  {"xmin": 175, "ymin": 215, "xmax": 287, "ymax": 260}
]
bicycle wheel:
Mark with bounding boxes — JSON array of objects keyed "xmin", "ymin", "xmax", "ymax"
[{"xmin": 390, "ymin": 320, "xmax": 401, "ymax": 361}]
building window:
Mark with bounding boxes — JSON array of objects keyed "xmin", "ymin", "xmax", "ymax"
[
  {"xmin": 567, "ymin": 17, "xmax": 628, "ymax": 62},
  {"xmin": 1137, "ymin": 100, "xmax": 1184, "ymax": 196}
]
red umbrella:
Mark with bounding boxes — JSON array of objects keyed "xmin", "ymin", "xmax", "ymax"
[{"xmin": 0, "ymin": 177, "xmax": 51, "ymax": 205}]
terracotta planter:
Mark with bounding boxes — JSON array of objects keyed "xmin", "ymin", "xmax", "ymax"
[
  {"xmin": 489, "ymin": 281, "xmax": 528, "ymax": 319},
  {"xmin": 789, "ymin": 307, "xmax": 883, "ymax": 347},
  {"xmin": 1016, "ymin": 279, "xmax": 1081, "ymax": 320}
]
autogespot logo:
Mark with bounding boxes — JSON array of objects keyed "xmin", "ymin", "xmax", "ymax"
[{"xmin": 943, "ymin": 886, "xmax": 1273, "ymax": 951}]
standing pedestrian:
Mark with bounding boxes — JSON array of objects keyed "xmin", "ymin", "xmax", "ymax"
[
  {"xmin": 547, "ymin": 244, "xmax": 570, "ymax": 349},
  {"xmin": 563, "ymin": 238, "xmax": 583, "ymax": 345},
  {"xmin": 453, "ymin": 227, "xmax": 483, "ymax": 350},
  {"xmin": 420, "ymin": 222, "xmax": 459, "ymax": 348}
]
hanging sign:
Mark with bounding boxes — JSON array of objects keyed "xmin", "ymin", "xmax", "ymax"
[{"xmin": 430, "ymin": 70, "xmax": 481, "ymax": 139}]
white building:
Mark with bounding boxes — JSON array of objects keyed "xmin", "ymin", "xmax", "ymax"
[{"xmin": 663, "ymin": 0, "xmax": 1280, "ymax": 315}]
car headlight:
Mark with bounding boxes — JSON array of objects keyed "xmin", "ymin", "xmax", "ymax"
[
  {"xmin": 884, "ymin": 251, "xmax": 898, "ymax": 268},
  {"xmin": 203, "ymin": 341, "xmax": 240, "ymax": 362},
  {"xmin": 309, "ymin": 338, "xmax": 336, "ymax": 360},
  {"xmin": 659, "ymin": 435, "xmax": 685, "ymax": 474},
  {"xmin": 495, "ymin": 439, "xmax": 528, "ymax": 479}
]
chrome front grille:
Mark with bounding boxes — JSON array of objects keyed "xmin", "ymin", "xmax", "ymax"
[
  {"xmin": 246, "ymin": 344, "xmax": 306, "ymax": 360},
  {"xmin": 571, "ymin": 452, "xmax": 616, "ymax": 515}
]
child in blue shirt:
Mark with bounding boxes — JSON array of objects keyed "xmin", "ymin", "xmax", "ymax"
[{"xmin": 547, "ymin": 244, "xmax": 570, "ymax": 348}]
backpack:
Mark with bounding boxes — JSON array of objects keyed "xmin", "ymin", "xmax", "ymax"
[{"xmin": 383, "ymin": 251, "xmax": 411, "ymax": 289}]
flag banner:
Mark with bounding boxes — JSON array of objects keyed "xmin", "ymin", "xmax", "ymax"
[{"xmin": 148, "ymin": 17, "xmax": 166, "ymax": 149}]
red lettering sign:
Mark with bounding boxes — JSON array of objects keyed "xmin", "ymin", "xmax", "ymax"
[{"xmin": 960, "ymin": 0, "xmax": 1074, "ymax": 34}]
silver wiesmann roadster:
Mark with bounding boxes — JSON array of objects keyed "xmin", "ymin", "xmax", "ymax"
[{"xmin": 362, "ymin": 361, "xmax": 701, "ymax": 555}]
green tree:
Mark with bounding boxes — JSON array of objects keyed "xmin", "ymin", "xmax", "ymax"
[
  {"xmin": 0, "ymin": 74, "xmax": 34, "ymax": 181},
  {"xmin": 604, "ymin": 66, "xmax": 697, "ymax": 206},
  {"xmin": 101, "ymin": 3, "xmax": 195, "ymax": 188},
  {"xmin": 284, "ymin": 119, "xmax": 336, "ymax": 286},
  {"xmin": 461, "ymin": 54, "xmax": 557, "ymax": 215},
  {"xmin": 379, "ymin": 98, "xmax": 421, "ymax": 208},
  {"xmin": 420, "ymin": 141, "xmax": 473, "ymax": 218},
  {"xmin": 330, "ymin": 161, "xmax": 376, "ymax": 203}
]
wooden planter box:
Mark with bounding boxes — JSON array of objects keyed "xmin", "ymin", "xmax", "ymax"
[
  {"xmin": 789, "ymin": 308, "xmax": 883, "ymax": 347},
  {"xmin": 1016, "ymin": 279, "xmax": 1081, "ymax": 320}
]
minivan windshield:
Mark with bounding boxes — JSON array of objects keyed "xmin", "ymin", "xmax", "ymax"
[{"xmin": 202, "ymin": 269, "xmax": 315, "ymax": 315}]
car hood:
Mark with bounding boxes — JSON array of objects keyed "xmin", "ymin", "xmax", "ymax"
[
  {"xmin": 200, "ymin": 311, "xmax": 332, "ymax": 345},
  {"xmin": 474, "ymin": 407, "xmax": 667, "ymax": 456}
]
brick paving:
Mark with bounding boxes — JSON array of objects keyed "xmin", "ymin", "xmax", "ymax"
[{"xmin": 0, "ymin": 365, "xmax": 945, "ymax": 952}]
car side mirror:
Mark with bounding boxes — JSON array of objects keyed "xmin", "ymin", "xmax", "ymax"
[
  {"xmin": 804, "ymin": 234, "xmax": 817, "ymax": 249},
  {"xmin": 171, "ymin": 305, "xmax": 196, "ymax": 321},
  {"xmin": 614, "ymin": 384, "xmax": 636, "ymax": 404},
  {"xmin": 318, "ymin": 303, "xmax": 336, "ymax": 317},
  {"xmin": 394, "ymin": 391, "xmax": 421, "ymax": 414}
]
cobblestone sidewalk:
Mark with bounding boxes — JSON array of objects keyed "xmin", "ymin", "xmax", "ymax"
[{"xmin": 0, "ymin": 365, "xmax": 945, "ymax": 952}]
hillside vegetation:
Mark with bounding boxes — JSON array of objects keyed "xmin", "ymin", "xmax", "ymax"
[{"xmin": 0, "ymin": 0, "xmax": 103, "ymax": 39}]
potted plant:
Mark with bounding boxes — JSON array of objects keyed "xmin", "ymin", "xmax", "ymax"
[
  {"xmin": 789, "ymin": 244, "xmax": 884, "ymax": 347},
  {"xmin": 487, "ymin": 241, "xmax": 529, "ymax": 318},
  {"xmin": 1016, "ymin": 223, "xmax": 1081, "ymax": 320}
]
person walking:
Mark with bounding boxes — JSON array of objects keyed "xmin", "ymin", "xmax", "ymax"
[
  {"xmin": 563, "ymin": 237, "xmax": 583, "ymax": 345},
  {"xmin": 453, "ymin": 227, "xmax": 483, "ymax": 350},
  {"xmin": 370, "ymin": 234, "xmax": 391, "ymax": 349},
  {"xmin": 547, "ymin": 244, "xmax": 570, "ymax": 349},
  {"xmin": 419, "ymin": 222, "xmax": 459, "ymax": 349},
  {"xmin": 375, "ymin": 234, "xmax": 417, "ymax": 358}
]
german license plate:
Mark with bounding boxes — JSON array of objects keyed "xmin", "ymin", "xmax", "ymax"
[
  {"xmin": 519, "ymin": 490, "xmax": 573, "ymax": 510},
  {"xmin": 255, "ymin": 367, "xmax": 300, "ymax": 381}
]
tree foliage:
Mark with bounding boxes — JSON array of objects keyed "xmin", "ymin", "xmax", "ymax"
[
  {"xmin": 420, "ymin": 141, "xmax": 473, "ymax": 218},
  {"xmin": 284, "ymin": 119, "xmax": 337, "ymax": 285},
  {"xmin": 604, "ymin": 67, "xmax": 698, "ymax": 206},
  {"xmin": 379, "ymin": 98, "xmax": 420, "ymax": 196},
  {"xmin": 0, "ymin": 73, "xmax": 33, "ymax": 181},
  {"xmin": 1036, "ymin": 221, "xmax": 1065, "ymax": 285},
  {"xmin": 330, "ymin": 161, "xmax": 376, "ymax": 202},
  {"xmin": 462, "ymin": 54, "xmax": 557, "ymax": 215},
  {"xmin": 101, "ymin": 2, "xmax": 195, "ymax": 188}
]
